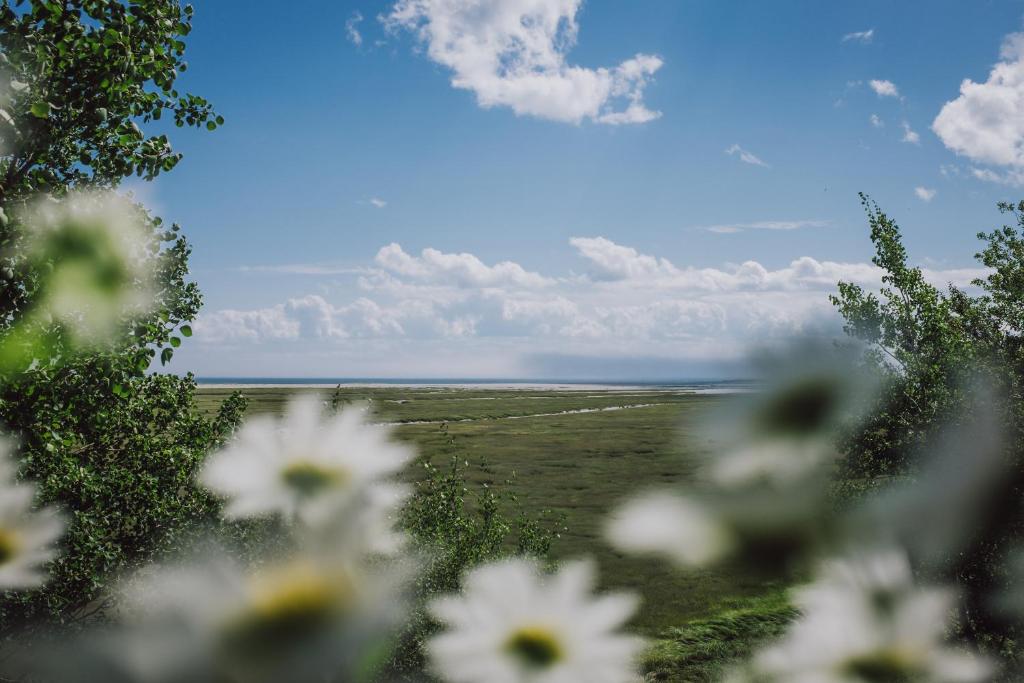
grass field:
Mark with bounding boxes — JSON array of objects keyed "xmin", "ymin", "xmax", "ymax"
[{"xmin": 196, "ymin": 384, "xmax": 790, "ymax": 680}]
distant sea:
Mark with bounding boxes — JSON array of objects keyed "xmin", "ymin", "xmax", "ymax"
[{"xmin": 195, "ymin": 378, "xmax": 758, "ymax": 393}]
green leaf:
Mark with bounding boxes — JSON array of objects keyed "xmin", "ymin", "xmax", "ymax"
[
  {"xmin": 30, "ymin": 101, "xmax": 51, "ymax": 118},
  {"xmin": 180, "ymin": 325, "xmax": 192, "ymax": 337},
  {"xmin": 169, "ymin": 336, "xmax": 181, "ymax": 348}
]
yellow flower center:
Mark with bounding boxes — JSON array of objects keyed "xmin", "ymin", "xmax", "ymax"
[
  {"xmin": 505, "ymin": 625, "xmax": 564, "ymax": 669},
  {"xmin": 220, "ymin": 563, "xmax": 355, "ymax": 658},
  {"xmin": 0, "ymin": 529, "xmax": 21, "ymax": 565},
  {"xmin": 280, "ymin": 461, "xmax": 347, "ymax": 497},
  {"xmin": 841, "ymin": 647, "xmax": 923, "ymax": 682}
]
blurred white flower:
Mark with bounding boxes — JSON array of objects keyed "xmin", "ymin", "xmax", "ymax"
[
  {"xmin": 0, "ymin": 442, "xmax": 64, "ymax": 590},
  {"xmin": 108, "ymin": 549, "xmax": 407, "ymax": 683},
  {"xmin": 200, "ymin": 396, "xmax": 413, "ymax": 533},
  {"xmin": 606, "ymin": 492, "xmax": 734, "ymax": 567},
  {"xmin": 427, "ymin": 558, "xmax": 642, "ymax": 683},
  {"xmin": 23, "ymin": 191, "xmax": 155, "ymax": 345},
  {"xmin": 745, "ymin": 549, "xmax": 990, "ymax": 683},
  {"xmin": 706, "ymin": 439, "xmax": 830, "ymax": 489}
]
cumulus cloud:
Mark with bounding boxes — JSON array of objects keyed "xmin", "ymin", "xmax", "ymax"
[
  {"xmin": 384, "ymin": 0, "xmax": 663, "ymax": 125},
  {"xmin": 193, "ymin": 239, "xmax": 986, "ymax": 374},
  {"xmin": 725, "ymin": 144, "xmax": 770, "ymax": 168},
  {"xmin": 914, "ymin": 186, "xmax": 937, "ymax": 202},
  {"xmin": 933, "ymin": 32, "xmax": 1024, "ymax": 183},
  {"xmin": 698, "ymin": 220, "xmax": 830, "ymax": 234},
  {"xmin": 375, "ymin": 243, "xmax": 553, "ymax": 288},
  {"xmin": 569, "ymin": 236, "xmax": 677, "ymax": 281},
  {"xmin": 842, "ymin": 29, "xmax": 874, "ymax": 44},
  {"xmin": 369, "ymin": 197, "xmax": 387, "ymax": 208},
  {"xmin": 870, "ymin": 113, "xmax": 884, "ymax": 128},
  {"xmin": 345, "ymin": 11, "xmax": 364, "ymax": 46},
  {"xmin": 901, "ymin": 121, "xmax": 920, "ymax": 144},
  {"xmin": 869, "ymin": 79, "xmax": 900, "ymax": 98}
]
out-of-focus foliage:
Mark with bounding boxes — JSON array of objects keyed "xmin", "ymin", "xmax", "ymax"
[{"xmin": 0, "ymin": 0, "xmax": 240, "ymax": 635}]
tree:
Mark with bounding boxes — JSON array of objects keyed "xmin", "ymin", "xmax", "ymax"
[
  {"xmin": 0, "ymin": 0, "xmax": 239, "ymax": 634},
  {"xmin": 832, "ymin": 195, "xmax": 1024, "ymax": 656}
]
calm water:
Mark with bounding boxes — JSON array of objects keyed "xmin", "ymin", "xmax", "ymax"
[{"xmin": 195, "ymin": 377, "xmax": 759, "ymax": 393}]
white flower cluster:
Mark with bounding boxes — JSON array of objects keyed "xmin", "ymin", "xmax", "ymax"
[
  {"xmin": 61, "ymin": 396, "xmax": 643, "ymax": 683},
  {"xmin": 606, "ymin": 360, "xmax": 994, "ymax": 682}
]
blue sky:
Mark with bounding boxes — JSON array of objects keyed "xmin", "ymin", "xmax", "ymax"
[{"xmin": 146, "ymin": 0, "xmax": 1024, "ymax": 378}]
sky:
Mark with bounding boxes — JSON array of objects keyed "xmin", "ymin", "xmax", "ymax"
[{"xmin": 142, "ymin": 0, "xmax": 1024, "ymax": 379}]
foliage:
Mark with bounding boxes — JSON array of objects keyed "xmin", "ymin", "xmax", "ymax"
[
  {"xmin": 831, "ymin": 195, "xmax": 1024, "ymax": 655},
  {"xmin": 0, "ymin": 374, "xmax": 245, "ymax": 634},
  {"xmin": 0, "ymin": 0, "xmax": 235, "ymax": 633},
  {"xmin": 829, "ymin": 194, "xmax": 981, "ymax": 477},
  {"xmin": 0, "ymin": 0, "xmax": 219, "ymax": 199}
]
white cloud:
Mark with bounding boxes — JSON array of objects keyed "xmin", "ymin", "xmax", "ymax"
[
  {"xmin": 870, "ymin": 114, "xmax": 884, "ymax": 128},
  {"xmin": 346, "ymin": 11, "xmax": 364, "ymax": 47},
  {"xmin": 384, "ymin": 0, "xmax": 663, "ymax": 125},
  {"xmin": 725, "ymin": 144, "xmax": 770, "ymax": 168},
  {"xmin": 968, "ymin": 167, "xmax": 1024, "ymax": 185},
  {"xmin": 939, "ymin": 164, "xmax": 963, "ymax": 178},
  {"xmin": 375, "ymin": 242, "xmax": 553, "ymax": 288},
  {"xmin": 869, "ymin": 79, "xmax": 900, "ymax": 98},
  {"xmin": 191, "ymin": 239, "xmax": 986, "ymax": 376},
  {"xmin": 901, "ymin": 121, "xmax": 920, "ymax": 144},
  {"xmin": 699, "ymin": 220, "xmax": 829, "ymax": 234},
  {"xmin": 569, "ymin": 236, "xmax": 678, "ymax": 280},
  {"xmin": 933, "ymin": 32, "xmax": 1024, "ymax": 184},
  {"xmin": 914, "ymin": 186, "xmax": 937, "ymax": 202},
  {"xmin": 842, "ymin": 29, "xmax": 874, "ymax": 44},
  {"xmin": 369, "ymin": 197, "xmax": 387, "ymax": 208}
]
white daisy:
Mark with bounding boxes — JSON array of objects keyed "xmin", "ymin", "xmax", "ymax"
[
  {"xmin": 0, "ymin": 444, "xmax": 64, "ymax": 590},
  {"xmin": 427, "ymin": 558, "xmax": 643, "ymax": 683},
  {"xmin": 605, "ymin": 492, "xmax": 734, "ymax": 568},
  {"xmin": 747, "ymin": 549, "xmax": 990, "ymax": 683},
  {"xmin": 109, "ymin": 548, "xmax": 408, "ymax": 683},
  {"xmin": 705, "ymin": 438, "xmax": 831, "ymax": 489},
  {"xmin": 199, "ymin": 396, "xmax": 413, "ymax": 530},
  {"xmin": 23, "ymin": 191, "xmax": 155, "ymax": 345}
]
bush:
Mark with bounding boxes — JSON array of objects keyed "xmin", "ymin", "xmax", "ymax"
[
  {"xmin": 0, "ymin": 0, "xmax": 233, "ymax": 636},
  {"xmin": 831, "ymin": 195, "xmax": 1024, "ymax": 655},
  {"xmin": 0, "ymin": 372, "xmax": 246, "ymax": 634}
]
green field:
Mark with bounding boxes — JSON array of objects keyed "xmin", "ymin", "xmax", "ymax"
[{"xmin": 196, "ymin": 384, "xmax": 791, "ymax": 680}]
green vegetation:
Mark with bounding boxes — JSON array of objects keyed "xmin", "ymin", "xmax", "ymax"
[
  {"xmin": 198, "ymin": 385, "xmax": 789, "ymax": 680},
  {"xmin": 832, "ymin": 196, "xmax": 1024, "ymax": 655},
  {"xmin": 0, "ymin": 0, "xmax": 237, "ymax": 632},
  {"xmin": 641, "ymin": 590, "xmax": 796, "ymax": 681}
]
